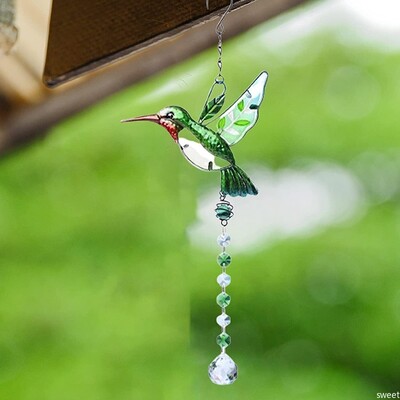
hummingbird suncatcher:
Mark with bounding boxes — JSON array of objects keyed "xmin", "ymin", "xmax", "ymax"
[
  {"xmin": 121, "ymin": 71, "xmax": 268, "ymax": 197},
  {"xmin": 119, "ymin": 0, "xmax": 267, "ymax": 386}
]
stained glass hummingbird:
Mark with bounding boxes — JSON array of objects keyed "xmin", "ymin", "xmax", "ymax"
[{"xmin": 121, "ymin": 72, "xmax": 268, "ymax": 197}]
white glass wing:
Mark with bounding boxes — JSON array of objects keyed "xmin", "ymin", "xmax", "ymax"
[
  {"xmin": 178, "ymin": 138, "xmax": 222, "ymax": 171},
  {"xmin": 218, "ymin": 71, "xmax": 268, "ymax": 146}
]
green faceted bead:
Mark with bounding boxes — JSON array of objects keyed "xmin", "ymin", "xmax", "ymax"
[
  {"xmin": 216, "ymin": 332, "xmax": 231, "ymax": 349},
  {"xmin": 217, "ymin": 252, "xmax": 232, "ymax": 267},
  {"xmin": 216, "ymin": 292, "xmax": 231, "ymax": 308}
]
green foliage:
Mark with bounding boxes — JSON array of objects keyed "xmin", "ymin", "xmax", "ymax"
[{"xmin": 1, "ymin": 13, "xmax": 400, "ymax": 400}]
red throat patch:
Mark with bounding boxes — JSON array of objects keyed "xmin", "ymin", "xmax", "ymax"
[{"xmin": 159, "ymin": 119, "xmax": 180, "ymax": 141}]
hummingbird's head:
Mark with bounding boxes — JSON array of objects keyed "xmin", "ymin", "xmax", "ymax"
[{"xmin": 121, "ymin": 106, "xmax": 191, "ymax": 142}]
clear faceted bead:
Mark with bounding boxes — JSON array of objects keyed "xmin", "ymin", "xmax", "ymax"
[
  {"xmin": 216, "ymin": 292, "xmax": 231, "ymax": 308},
  {"xmin": 208, "ymin": 352, "xmax": 238, "ymax": 385},
  {"xmin": 216, "ymin": 313, "xmax": 231, "ymax": 328},
  {"xmin": 217, "ymin": 273, "xmax": 231, "ymax": 287},
  {"xmin": 217, "ymin": 252, "xmax": 231, "ymax": 267},
  {"xmin": 217, "ymin": 234, "xmax": 231, "ymax": 247},
  {"xmin": 216, "ymin": 332, "xmax": 231, "ymax": 348}
]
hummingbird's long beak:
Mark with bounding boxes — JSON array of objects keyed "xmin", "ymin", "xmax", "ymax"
[{"xmin": 120, "ymin": 114, "xmax": 160, "ymax": 123}]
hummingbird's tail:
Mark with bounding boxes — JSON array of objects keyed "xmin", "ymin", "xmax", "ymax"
[{"xmin": 220, "ymin": 165, "xmax": 258, "ymax": 197}]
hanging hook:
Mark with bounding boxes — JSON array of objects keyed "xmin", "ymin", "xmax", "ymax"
[
  {"xmin": 206, "ymin": 0, "xmax": 234, "ymax": 16},
  {"xmin": 214, "ymin": 0, "xmax": 234, "ymax": 36},
  {"xmin": 212, "ymin": 0, "xmax": 234, "ymax": 82}
]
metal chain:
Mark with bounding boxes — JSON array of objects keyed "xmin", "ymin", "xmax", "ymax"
[
  {"xmin": 214, "ymin": 0, "xmax": 233, "ymax": 85},
  {"xmin": 202, "ymin": 0, "xmax": 234, "ymax": 111}
]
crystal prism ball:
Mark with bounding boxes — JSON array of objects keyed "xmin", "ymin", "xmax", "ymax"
[{"xmin": 208, "ymin": 353, "xmax": 238, "ymax": 385}]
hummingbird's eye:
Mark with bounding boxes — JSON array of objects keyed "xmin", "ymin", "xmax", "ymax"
[{"xmin": 166, "ymin": 112, "xmax": 174, "ymax": 119}]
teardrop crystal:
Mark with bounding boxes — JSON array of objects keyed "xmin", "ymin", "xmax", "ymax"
[{"xmin": 208, "ymin": 352, "xmax": 238, "ymax": 385}]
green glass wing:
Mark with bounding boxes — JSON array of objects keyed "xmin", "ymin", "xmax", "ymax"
[
  {"xmin": 217, "ymin": 71, "xmax": 268, "ymax": 146},
  {"xmin": 198, "ymin": 93, "xmax": 225, "ymax": 124}
]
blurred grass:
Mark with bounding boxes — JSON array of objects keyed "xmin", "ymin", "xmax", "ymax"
[{"xmin": 1, "ymin": 5, "xmax": 400, "ymax": 400}]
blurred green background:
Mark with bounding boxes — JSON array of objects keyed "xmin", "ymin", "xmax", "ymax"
[{"xmin": 1, "ymin": 1, "xmax": 400, "ymax": 399}]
